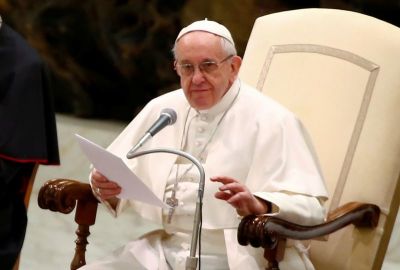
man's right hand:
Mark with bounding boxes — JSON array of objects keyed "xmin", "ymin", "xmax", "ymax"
[{"xmin": 90, "ymin": 168, "xmax": 122, "ymax": 201}]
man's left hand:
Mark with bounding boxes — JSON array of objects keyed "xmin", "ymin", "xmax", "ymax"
[{"xmin": 211, "ymin": 176, "xmax": 269, "ymax": 216}]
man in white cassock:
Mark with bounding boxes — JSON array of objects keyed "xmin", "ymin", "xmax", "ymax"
[{"xmin": 82, "ymin": 19, "xmax": 328, "ymax": 270}]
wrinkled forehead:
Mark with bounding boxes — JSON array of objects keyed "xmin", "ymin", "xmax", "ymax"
[{"xmin": 175, "ymin": 31, "xmax": 225, "ymax": 61}]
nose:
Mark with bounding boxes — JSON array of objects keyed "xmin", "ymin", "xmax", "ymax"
[{"xmin": 191, "ymin": 67, "xmax": 206, "ymax": 84}]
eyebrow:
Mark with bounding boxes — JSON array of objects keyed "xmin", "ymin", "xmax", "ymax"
[{"xmin": 178, "ymin": 57, "xmax": 217, "ymax": 64}]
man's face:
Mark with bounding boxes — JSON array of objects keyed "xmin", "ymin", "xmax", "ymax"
[{"xmin": 174, "ymin": 31, "xmax": 241, "ymax": 110}]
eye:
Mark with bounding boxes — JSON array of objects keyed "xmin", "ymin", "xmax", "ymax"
[
  {"xmin": 200, "ymin": 61, "xmax": 218, "ymax": 72},
  {"xmin": 180, "ymin": 64, "xmax": 194, "ymax": 74}
]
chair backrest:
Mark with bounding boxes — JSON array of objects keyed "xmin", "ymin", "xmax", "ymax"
[{"xmin": 239, "ymin": 8, "xmax": 400, "ymax": 270}]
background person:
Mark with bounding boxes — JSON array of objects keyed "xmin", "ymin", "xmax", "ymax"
[{"xmin": 0, "ymin": 17, "xmax": 59, "ymax": 270}]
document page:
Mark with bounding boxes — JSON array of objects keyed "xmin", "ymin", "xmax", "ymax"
[{"xmin": 75, "ymin": 134, "xmax": 169, "ymax": 209}]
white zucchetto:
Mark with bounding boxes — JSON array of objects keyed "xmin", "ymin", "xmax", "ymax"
[{"xmin": 176, "ymin": 19, "xmax": 234, "ymax": 46}]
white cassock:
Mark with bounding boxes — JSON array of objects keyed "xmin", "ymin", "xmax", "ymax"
[{"xmin": 81, "ymin": 79, "xmax": 328, "ymax": 270}]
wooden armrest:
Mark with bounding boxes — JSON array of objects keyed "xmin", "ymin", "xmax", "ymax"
[
  {"xmin": 237, "ymin": 202, "xmax": 380, "ymax": 270},
  {"xmin": 38, "ymin": 179, "xmax": 97, "ymax": 213},
  {"xmin": 38, "ymin": 179, "xmax": 99, "ymax": 270}
]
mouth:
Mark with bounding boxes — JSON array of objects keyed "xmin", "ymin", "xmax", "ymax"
[{"xmin": 191, "ymin": 88, "xmax": 210, "ymax": 93}]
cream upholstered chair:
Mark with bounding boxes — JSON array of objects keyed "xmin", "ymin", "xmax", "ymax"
[
  {"xmin": 237, "ymin": 8, "xmax": 400, "ymax": 270},
  {"xmin": 38, "ymin": 8, "xmax": 400, "ymax": 270}
]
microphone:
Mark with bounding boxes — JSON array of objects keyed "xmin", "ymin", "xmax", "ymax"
[{"xmin": 126, "ymin": 108, "xmax": 177, "ymax": 157}]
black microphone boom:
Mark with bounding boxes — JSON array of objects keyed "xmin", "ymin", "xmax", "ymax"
[{"xmin": 126, "ymin": 108, "xmax": 177, "ymax": 158}]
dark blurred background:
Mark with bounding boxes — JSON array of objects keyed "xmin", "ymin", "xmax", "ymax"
[{"xmin": 1, "ymin": 0, "xmax": 399, "ymax": 122}]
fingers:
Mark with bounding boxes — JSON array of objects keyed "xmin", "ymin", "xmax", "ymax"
[
  {"xmin": 219, "ymin": 182, "xmax": 246, "ymax": 194},
  {"xmin": 215, "ymin": 190, "xmax": 251, "ymax": 216},
  {"xmin": 210, "ymin": 176, "xmax": 237, "ymax": 184},
  {"xmin": 212, "ymin": 176, "xmax": 246, "ymax": 196},
  {"xmin": 211, "ymin": 175, "xmax": 268, "ymax": 216},
  {"xmin": 91, "ymin": 169, "xmax": 121, "ymax": 200},
  {"xmin": 91, "ymin": 169, "xmax": 110, "ymax": 184},
  {"xmin": 91, "ymin": 169, "xmax": 119, "ymax": 187},
  {"xmin": 212, "ymin": 176, "xmax": 250, "ymax": 207},
  {"xmin": 214, "ymin": 190, "xmax": 233, "ymax": 201}
]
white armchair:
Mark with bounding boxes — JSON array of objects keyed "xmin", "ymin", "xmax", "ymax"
[{"xmin": 238, "ymin": 8, "xmax": 400, "ymax": 270}]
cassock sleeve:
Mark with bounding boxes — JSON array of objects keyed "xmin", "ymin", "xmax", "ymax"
[
  {"xmin": 0, "ymin": 24, "xmax": 59, "ymax": 165},
  {"xmin": 254, "ymin": 192, "xmax": 326, "ymax": 225},
  {"xmin": 248, "ymin": 112, "xmax": 328, "ymax": 225}
]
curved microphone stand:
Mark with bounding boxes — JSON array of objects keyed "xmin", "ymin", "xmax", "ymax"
[{"xmin": 127, "ymin": 148, "xmax": 205, "ymax": 270}]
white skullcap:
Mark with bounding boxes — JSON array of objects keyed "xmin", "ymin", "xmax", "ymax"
[{"xmin": 176, "ymin": 19, "xmax": 234, "ymax": 46}]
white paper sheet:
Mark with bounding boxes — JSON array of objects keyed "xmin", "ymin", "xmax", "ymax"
[{"xmin": 75, "ymin": 134, "xmax": 169, "ymax": 209}]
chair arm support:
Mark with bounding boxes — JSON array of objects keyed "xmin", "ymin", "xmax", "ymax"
[
  {"xmin": 238, "ymin": 202, "xmax": 380, "ymax": 250},
  {"xmin": 38, "ymin": 179, "xmax": 100, "ymax": 270},
  {"xmin": 38, "ymin": 179, "xmax": 98, "ymax": 214}
]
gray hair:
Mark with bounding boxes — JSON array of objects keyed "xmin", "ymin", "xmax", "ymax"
[{"xmin": 172, "ymin": 35, "xmax": 237, "ymax": 60}]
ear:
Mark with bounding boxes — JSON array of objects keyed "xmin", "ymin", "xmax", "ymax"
[
  {"xmin": 231, "ymin": 55, "xmax": 242, "ymax": 75},
  {"xmin": 173, "ymin": 60, "xmax": 179, "ymax": 76},
  {"xmin": 228, "ymin": 56, "xmax": 242, "ymax": 85}
]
